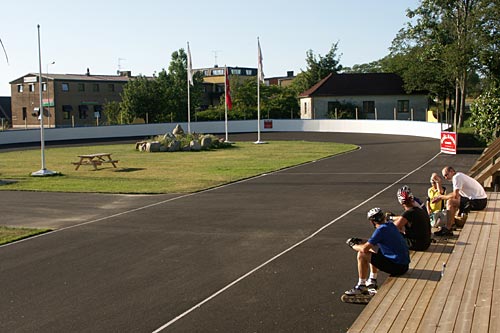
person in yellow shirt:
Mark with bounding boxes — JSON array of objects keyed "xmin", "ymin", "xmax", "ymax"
[{"xmin": 426, "ymin": 173, "xmax": 446, "ymax": 228}]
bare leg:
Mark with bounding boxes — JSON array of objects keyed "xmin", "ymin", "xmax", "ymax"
[
  {"xmin": 357, "ymin": 251, "xmax": 371, "ymax": 280},
  {"xmin": 446, "ymin": 198, "xmax": 459, "ymax": 229}
]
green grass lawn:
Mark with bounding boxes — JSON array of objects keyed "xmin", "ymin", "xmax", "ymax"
[{"xmin": 0, "ymin": 141, "xmax": 358, "ymax": 194}]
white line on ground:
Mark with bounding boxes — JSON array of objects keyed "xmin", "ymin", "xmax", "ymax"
[
  {"xmin": 151, "ymin": 152, "xmax": 441, "ymax": 332},
  {"xmin": 277, "ymin": 172, "xmax": 409, "ymax": 175}
]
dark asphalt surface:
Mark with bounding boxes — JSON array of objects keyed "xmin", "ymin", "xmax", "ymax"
[{"xmin": 0, "ymin": 132, "xmax": 479, "ymax": 332}]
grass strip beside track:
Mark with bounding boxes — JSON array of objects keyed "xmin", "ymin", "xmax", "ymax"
[{"xmin": 0, "ymin": 226, "xmax": 51, "ymax": 245}]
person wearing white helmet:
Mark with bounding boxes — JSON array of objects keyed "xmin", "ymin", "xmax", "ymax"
[
  {"xmin": 344, "ymin": 207, "xmax": 410, "ymax": 296},
  {"xmin": 394, "ymin": 186, "xmax": 432, "ymax": 250}
]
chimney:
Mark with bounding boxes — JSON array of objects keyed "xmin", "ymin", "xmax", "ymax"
[
  {"xmin": 86, "ymin": 68, "xmax": 90, "ymax": 76},
  {"xmin": 287, "ymin": 71, "xmax": 294, "ymax": 77},
  {"xmin": 119, "ymin": 71, "xmax": 132, "ymax": 77}
]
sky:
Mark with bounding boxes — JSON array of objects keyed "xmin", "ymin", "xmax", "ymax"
[{"xmin": 0, "ymin": 0, "xmax": 420, "ymax": 97}]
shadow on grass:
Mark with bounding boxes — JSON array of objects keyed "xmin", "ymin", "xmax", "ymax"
[
  {"xmin": 114, "ymin": 168, "xmax": 146, "ymax": 173},
  {"xmin": 0, "ymin": 180, "xmax": 18, "ymax": 186}
]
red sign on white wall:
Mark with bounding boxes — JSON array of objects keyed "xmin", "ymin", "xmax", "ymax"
[{"xmin": 441, "ymin": 132, "xmax": 457, "ymax": 154}]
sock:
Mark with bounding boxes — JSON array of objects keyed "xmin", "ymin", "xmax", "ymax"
[
  {"xmin": 357, "ymin": 279, "xmax": 367, "ymax": 286},
  {"xmin": 369, "ymin": 273, "xmax": 377, "ymax": 281}
]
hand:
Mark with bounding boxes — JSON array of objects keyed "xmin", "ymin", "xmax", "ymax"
[
  {"xmin": 431, "ymin": 196, "xmax": 441, "ymax": 203},
  {"xmin": 346, "ymin": 237, "xmax": 362, "ymax": 248}
]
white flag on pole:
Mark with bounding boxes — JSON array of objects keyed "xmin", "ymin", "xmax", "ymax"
[
  {"xmin": 187, "ymin": 42, "xmax": 193, "ymax": 85},
  {"xmin": 258, "ymin": 38, "xmax": 264, "ymax": 83}
]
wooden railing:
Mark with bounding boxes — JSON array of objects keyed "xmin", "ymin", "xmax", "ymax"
[{"xmin": 469, "ymin": 136, "xmax": 500, "ymax": 191}]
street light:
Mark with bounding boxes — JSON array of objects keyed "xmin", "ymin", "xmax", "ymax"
[{"xmin": 45, "ymin": 61, "xmax": 55, "ymax": 127}]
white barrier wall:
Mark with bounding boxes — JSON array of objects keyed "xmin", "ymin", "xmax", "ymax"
[{"xmin": 0, "ymin": 119, "xmax": 442, "ymax": 146}]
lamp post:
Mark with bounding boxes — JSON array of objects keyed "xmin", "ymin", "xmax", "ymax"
[
  {"xmin": 45, "ymin": 61, "xmax": 55, "ymax": 127},
  {"xmin": 31, "ymin": 24, "xmax": 57, "ymax": 177}
]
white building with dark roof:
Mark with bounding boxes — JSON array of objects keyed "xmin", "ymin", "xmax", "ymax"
[{"xmin": 299, "ymin": 73, "xmax": 429, "ymax": 120}]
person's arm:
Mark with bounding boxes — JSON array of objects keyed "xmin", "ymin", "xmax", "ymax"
[
  {"xmin": 436, "ymin": 181, "xmax": 445, "ymax": 195},
  {"xmin": 433, "ymin": 188, "xmax": 459, "ymax": 203},
  {"xmin": 352, "ymin": 241, "xmax": 375, "ymax": 253},
  {"xmin": 393, "ymin": 216, "xmax": 407, "ymax": 232}
]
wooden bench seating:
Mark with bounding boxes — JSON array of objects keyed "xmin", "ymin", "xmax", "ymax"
[{"xmin": 348, "ymin": 192, "xmax": 499, "ymax": 332}]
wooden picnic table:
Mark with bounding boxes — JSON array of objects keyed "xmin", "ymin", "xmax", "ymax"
[{"xmin": 72, "ymin": 153, "xmax": 119, "ymax": 170}]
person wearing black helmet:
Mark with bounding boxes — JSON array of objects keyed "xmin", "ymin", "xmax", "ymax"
[
  {"xmin": 344, "ymin": 207, "xmax": 410, "ymax": 296},
  {"xmin": 394, "ymin": 186, "xmax": 432, "ymax": 250}
]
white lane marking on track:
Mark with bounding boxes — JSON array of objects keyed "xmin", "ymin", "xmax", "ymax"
[
  {"xmin": 151, "ymin": 152, "xmax": 441, "ymax": 332},
  {"xmin": 278, "ymin": 172, "xmax": 409, "ymax": 175}
]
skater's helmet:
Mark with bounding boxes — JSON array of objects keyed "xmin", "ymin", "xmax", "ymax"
[
  {"xmin": 367, "ymin": 207, "xmax": 385, "ymax": 223},
  {"xmin": 397, "ymin": 186, "xmax": 414, "ymax": 205}
]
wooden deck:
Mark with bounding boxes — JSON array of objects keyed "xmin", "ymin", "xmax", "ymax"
[{"xmin": 348, "ymin": 192, "xmax": 499, "ymax": 332}]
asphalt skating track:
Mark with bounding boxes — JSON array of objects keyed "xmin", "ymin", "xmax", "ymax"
[{"xmin": 0, "ymin": 132, "xmax": 479, "ymax": 332}]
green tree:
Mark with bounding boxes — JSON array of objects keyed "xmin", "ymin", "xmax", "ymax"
[
  {"xmin": 290, "ymin": 42, "xmax": 343, "ymax": 94},
  {"xmin": 196, "ymin": 75, "xmax": 299, "ymax": 120},
  {"xmin": 119, "ymin": 48, "xmax": 203, "ymax": 123},
  {"xmin": 103, "ymin": 101, "xmax": 122, "ymax": 125},
  {"xmin": 120, "ymin": 75, "xmax": 160, "ymax": 123},
  {"xmin": 342, "ymin": 60, "xmax": 385, "ymax": 73},
  {"xmin": 391, "ymin": 0, "xmax": 494, "ymax": 130},
  {"xmin": 470, "ymin": 86, "xmax": 500, "ymax": 143},
  {"xmin": 475, "ymin": 1, "xmax": 500, "ymax": 87}
]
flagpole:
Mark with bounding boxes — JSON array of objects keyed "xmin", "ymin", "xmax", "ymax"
[
  {"xmin": 32, "ymin": 24, "xmax": 57, "ymax": 176},
  {"xmin": 255, "ymin": 37, "xmax": 266, "ymax": 144},
  {"xmin": 224, "ymin": 65, "xmax": 229, "ymax": 143},
  {"xmin": 187, "ymin": 42, "xmax": 192, "ymax": 134}
]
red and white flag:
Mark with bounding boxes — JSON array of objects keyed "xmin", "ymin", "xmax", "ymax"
[
  {"xmin": 258, "ymin": 38, "xmax": 264, "ymax": 83},
  {"xmin": 225, "ymin": 66, "xmax": 232, "ymax": 110}
]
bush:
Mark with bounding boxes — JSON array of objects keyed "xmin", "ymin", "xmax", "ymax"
[{"xmin": 470, "ymin": 87, "xmax": 500, "ymax": 144}]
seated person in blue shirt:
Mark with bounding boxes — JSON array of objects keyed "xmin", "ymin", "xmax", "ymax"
[{"xmin": 345, "ymin": 207, "xmax": 410, "ymax": 296}]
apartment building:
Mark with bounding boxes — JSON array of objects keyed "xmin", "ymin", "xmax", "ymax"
[{"xmin": 9, "ymin": 70, "xmax": 132, "ymax": 128}]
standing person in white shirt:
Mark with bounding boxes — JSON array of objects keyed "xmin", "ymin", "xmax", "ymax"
[{"xmin": 432, "ymin": 166, "xmax": 487, "ymax": 236}]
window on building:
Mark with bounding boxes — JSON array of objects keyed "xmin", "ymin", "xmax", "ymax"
[
  {"xmin": 397, "ymin": 100, "xmax": 409, "ymax": 113},
  {"xmin": 92, "ymin": 84, "xmax": 100, "ymax": 92},
  {"xmin": 203, "ymin": 70, "xmax": 209, "ymax": 76},
  {"xmin": 62, "ymin": 83, "xmax": 69, "ymax": 92},
  {"xmin": 29, "ymin": 84, "xmax": 35, "ymax": 92},
  {"xmin": 78, "ymin": 83, "xmax": 85, "ymax": 92},
  {"xmin": 22, "ymin": 107, "xmax": 27, "ymax": 120},
  {"xmin": 17, "ymin": 84, "xmax": 23, "ymax": 93},
  {"xmin": 212, "ymin": 69, "xmax": 224, "ymax": 75},
  {"xmin": 42, "ymin": 82, "xmax": 47, "ymax": 92},
  {"xmin": 246, "ymin": 69, "xmax": 255, "ymax": 75},
  {"xmin": 62, "ymin": 105, "xmax": 73, "ymax": 120},
  {"xmin": 363, "ymin": 101, "xmax": 375, "ymax": 113},
  {"xmin": 231, "ymin": 69, "xmax": 241, "ymax": 75},
  {"xmin": 78, "ymin": 105, "xmax": 88, "ymax": 119},
  {"xmin": 108, "ymin": 84, "xmax": 115, "ymax": 92}
]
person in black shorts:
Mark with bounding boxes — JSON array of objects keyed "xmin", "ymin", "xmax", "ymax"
[
  {"xmin": 344, "ymin": 207, "xmax": 410, "ymax": 296},
  {"xmin": 394, "ymin": 186, "xmax": 432, "ymax": 251}
]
